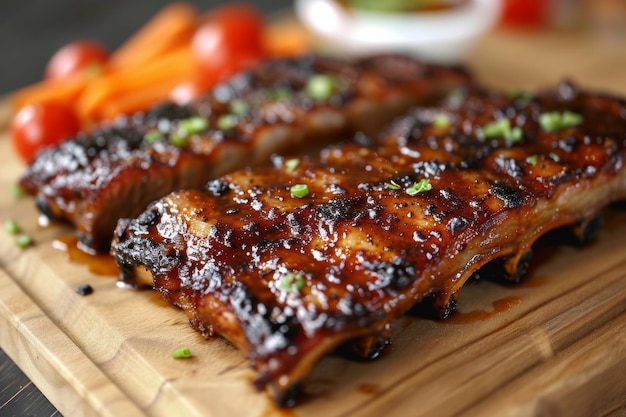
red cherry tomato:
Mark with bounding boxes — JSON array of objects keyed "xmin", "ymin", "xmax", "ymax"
[
  {"xmin": 500, "ymin": 0, "xmax": 548, "ymax": 27},
  {"xmin": 11, "ymin": 102, "xmax": 80, "ymax": 162},
  {"xmin": 192, "ymin": 3, "xmax": 266, "ymax": 76},
  {"xmin": 45, "ymin": 40, "xmax": 110, "ymax": 80}
]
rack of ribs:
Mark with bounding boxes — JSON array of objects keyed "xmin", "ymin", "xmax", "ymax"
[
  {"xmin": 18, "ymin": 54, "xmax": 470, "ymax": 252},
  {"xmin": 111, "ymin": 82, "xmax": 626, "ymax": 405}
]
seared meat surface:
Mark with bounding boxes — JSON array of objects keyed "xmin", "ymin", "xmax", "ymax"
[
  {"xmin": 111, "ymin": 82, "xmax": 626, "ymax": 405},
  {"xmin": 19, "ymin": 54, "xmax": 469, "ymax": 252}
]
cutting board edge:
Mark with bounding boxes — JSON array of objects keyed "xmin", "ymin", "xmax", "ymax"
[{"xmin": 0, "ymin": 267, "xmax": 148, "ymax": 417}]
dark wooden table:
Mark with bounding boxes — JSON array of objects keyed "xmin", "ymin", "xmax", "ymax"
[
  {"xmin": 0, "ymin": 349, "xmax": 60, "ymax": 416},
  {"xmin": 0, "ymin": 3, "xmax": 291, "ymax": 415}
]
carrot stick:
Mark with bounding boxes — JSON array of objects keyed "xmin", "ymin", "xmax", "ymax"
[
  {"xmin": 77, "ymin": 47, "xmax": 197, "ymax": 122},
  {"xmin": 10, "ymin": 74, "xmax": 89, "ymax": 111},
  {"xmin": 263, "ymin": 18, "xmax": 312, "ymax": 57},
  {"xmin": 108, "ymin": 2, "xmax": 199, "ymax": 70},
  {"xmin": 98, "ymin": 76, "xmax": 188, "ymax": 120}
]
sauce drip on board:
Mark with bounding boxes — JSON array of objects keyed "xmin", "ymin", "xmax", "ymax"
[
  {"xmin": 444, "ymin": 296, "xmax": 522, "ymax": 324},
  {"xmin": 52, "ymin": 235, "xmax": 119, "ymax": 276}
]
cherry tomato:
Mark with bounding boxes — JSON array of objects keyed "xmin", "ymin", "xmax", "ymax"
[
  {"xmin": 192, "ymin": 3, "xmax": 266, "ymax": 76},
  {"xmin": 45, "ymin": 40, "xmax": 110, "ymax": 80},
  {"xmin": 500, "ymin": 0, "xmax": 548, "ymax": 27},
  {"xmin": 11, "ymin": 102, "xmax": 80, "ymax": 162}
]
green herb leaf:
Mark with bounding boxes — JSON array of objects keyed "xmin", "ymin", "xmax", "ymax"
[
  {"xmin": 479, "ymin": 118, "xmax": 523, "ymax": 144},
  {"xmin": 169, "ymin": 134, "xmax": 188, "ymax": 148},
  {"xmin": 229, "ymin": 99, "xmax": 250, "ymax": 117},
  {"xmin": 143, "ymin": 129, "xmax": 164, "ymax": 143},
  {"xmin": 549, "ymin": 152, "xmax": 561, "ymax": 162},
  {"xmin": 305, "ymin": 74, "xmax": 338, "ymax": 101},
  {"xmin": 539, "ymin": 112, "xmax": 560, "ymax": 132},
  {"xmin": 178, "ymin": 116, "xmax": 209, "ymax": 136},
  {"xmin": 507, "ymin": 127, "xmax": 523, "ymax": 143},
  {"xmin": 15, "ymin": 234, "xmax": 32, "ymax": 248},
  {"xmin": 266, "ymin": 87, "xmax": 292, "ymax": 102},
  {"xmin": 480, "ymin": 118, "xmax": 509, "ymax": 138},
  {"xmin": 285, "ymin": 158, "xmax": 300, "ymax": 173},
  {"xmin": 290, "ymin": 184, "xmax": 309, "ymax": 198},
  {"xmin": 5, "ymin": 220, "xmax": 20, "ymax": 235},
  {"xmin": 526, "ymin": 155, "xmax": 538, "ymax": 166},
  {"xmin": 406, "ymin": 179, "xmax": 432, "ymax": 195},
  {"xmin": 539, "ymin": 111, "xmax": 582, "ymax": 132},
  {"xmin": 217, "ymin": 114, "xmax": 237, "ymax": 131},
  {"xmin": 561, "ymin": 110, "xmax": 582, "ymax": 127},
  {"xmin": 172, "ymin": 347, "xmax": 192, "ymax": 359},
  {"xmin": 278, "ymin": 272, "xmax": 306, "ymax": 294},
  {"xmin": 10, "ymin": 184, "xmax": 25, "ymax": 199},
  {"xmin": 432, "ymin": 113, "xmax": 451, "ymax": 129}
]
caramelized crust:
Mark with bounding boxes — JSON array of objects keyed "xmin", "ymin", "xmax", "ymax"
[
  {"xmin": 112, "ymin": 83, "xmax": 626, "ymax": 405},
  {"xmin": 18, "ymin": 54, "xmax": 470, "ymax": 252}
]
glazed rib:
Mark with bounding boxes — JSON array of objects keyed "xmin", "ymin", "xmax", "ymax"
[
  {"xmin": 111, "ymin": 83, "xmax": 626, "ymax": 405},
  {"xmin": 18, "ymin": 54, "xmax": 469, "ymax": 252}
]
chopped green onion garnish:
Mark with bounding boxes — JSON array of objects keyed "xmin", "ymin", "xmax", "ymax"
[
  {"xmin": 229, "ymin": 99, "xmax": 249, "ymax": 117},
  {"xmin": 506, "ymin": 89, "xmax": 534, "ymax": 103},
  {"xmin": 539, "ymin": 111, "xmax": 582, "ymax": 132},
  {"xmin": 278, "ymin": 272, "xmax": 305, "ymax": 294},
  {"xmin": 480, "ymin": 118, "xmax": 509, "ymax": 137},
  {"xmin": 384, "ymin": 181, "xmax": 401, "ymax": 190},
  {"xmin": 5, "ymin": 220, "xmax": 20, "ymax": 235},
  {"xmin": 168, "ymin": 116, "xmax": 209, "ymax": 147},
  {"xmin": 171, "ymin": 347, "xmax": 192, "ymax": 359},
  {"xmin": 143, "ymin": 129, "xmax": 164, "ymax": 143},
  {"xmin": 561, "ymin": 110, "xmax": 582, "ymax": 127},
  {"xmin": 285, "ymin": 158, "xmax": 300, "ymax": 173},
  {"xmin": 267, "ymin": 87, "xmax": 292, "ymax": 102},
  {"xmin": 508, "ymin": 127, "xmax": 523, "ymax": 142},
  {"xmin": 539, "ymin": 112, "xmax": 560, "ymax": 132},
  {"xmin": 178, "ymin": 116, "xmax": 209, "ymax": 135},
  {"xmin": 539, "ymin": 112, "xmax": 562, "ymax": 132},
  {"xmin": 479, "ymin": 118, "xmax": 523, "ymax": 144},
  {"xmin": 549, "ymin": 152, "xmax": 561, "ymax": 162},
  {"xmin": 305, "ymin": 74, "xmax": 338, "ymax": 101},
  {"xmin": 290, "ymin": 184, "xmax": 309, "ymax": 198},
  {"xmin": 432, "ymin": 114, "xmax": 451, "ymax": 129},
  {"xmin": 15, "ymin": 234, "xmax": 32, "ymax": 248},
  {"xmin": 10, "ymin": 184, "xmax": 25, "ymax": 199},
  {"xmin": 526, "ymin": 155, "xmax": 538, "ymax": 166},
  {"xmin": 406, "ymin": 179, "xmax": 432, "ymax": 195},
  {"xmin": 169, "ymin": 134, "xmax": 188, "ymax": 148},
  {"xmin": 217, "ymin": 114, "xmax": 237, "ymax": 131}
]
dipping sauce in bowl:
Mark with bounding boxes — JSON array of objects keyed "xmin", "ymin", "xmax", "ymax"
[
  {"xmin": 295, "ymin": 0, "xmax": 502, "ymax": 63},
  {"xmin": 335, "ymin": 0, "xmax": 470, "ymax": 13}
]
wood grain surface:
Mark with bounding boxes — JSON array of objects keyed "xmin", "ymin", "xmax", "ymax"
[{"xmin": 1, "ymin": 26, "xmax": 626, "ymax": 417}]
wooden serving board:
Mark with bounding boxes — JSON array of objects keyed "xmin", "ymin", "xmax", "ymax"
[{"xmin": 1, "ymin": 28, "xmax": 626, "ymax": 417}]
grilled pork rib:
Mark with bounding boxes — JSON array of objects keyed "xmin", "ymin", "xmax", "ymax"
[
  {"xmin": 18, "ymin": 54, "xmax": 470, "ymax": 252},
  {"xmin": 112, "ymin": 83, "xmax": 626, "ymax": 405}
]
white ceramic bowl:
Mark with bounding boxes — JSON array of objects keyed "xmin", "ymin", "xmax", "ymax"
[{"xmin": 295, "ymin": 0, "xmax": 502, "ymax": 63}]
